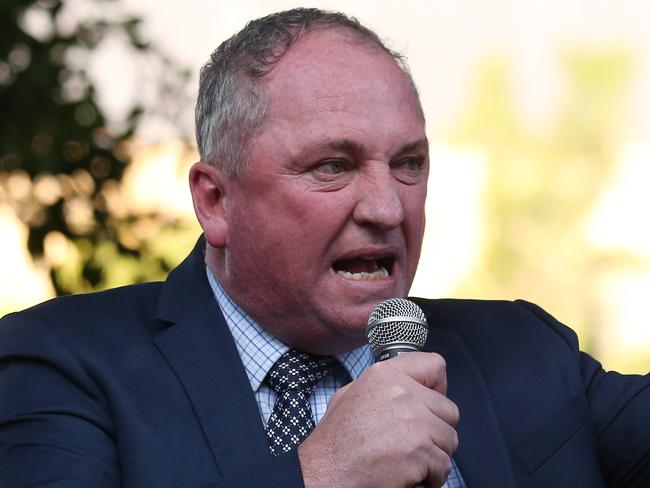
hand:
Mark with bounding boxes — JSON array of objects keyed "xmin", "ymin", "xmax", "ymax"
[{"xmin": 298, "ymin": 352, "xmax": 459, "ymax": 488}]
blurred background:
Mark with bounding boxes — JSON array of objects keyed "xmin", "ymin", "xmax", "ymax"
[{"xmin": 1, "ymin": 0, "xmax": 649, "ymax": 372}]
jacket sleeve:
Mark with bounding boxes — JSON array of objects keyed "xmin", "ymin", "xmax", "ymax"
[
  {"xmin": 517, "ymin": 300, "xmax": 650, "ymax": 487},
  {"xmin": 580, "ymin": 352, "xmax": 650, "ymax": 486},
  {"xmin": 0, "ymin": 311, "xmax": 120, "ymax": 487}
]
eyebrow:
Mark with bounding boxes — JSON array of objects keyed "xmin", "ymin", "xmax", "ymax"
[
  {"xmin": 315, "ymin": 138, "xmax": 366, "ymax": 154},
  {"xmin": 314, "ymin": 138, "xmax": 429, "ymax": 158},
  {"xmin": 392, "ymin": 139, "xmax": 429, "ymax": 158}
]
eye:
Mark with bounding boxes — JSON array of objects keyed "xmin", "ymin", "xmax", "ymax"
[
  {"xmin": 306, "ymin": 158, "xmax": 354, "ymax": 190},
  {"xmin": 401, "ymin": 156, "xmax": 425, "ymax": 171},
  {"xmin": 392, "ymin": 156, "xmax": 426, "ymax": 182},
  {"xmin": 314, "ymin": 159, "xmax": 347, "ymax": 176}
]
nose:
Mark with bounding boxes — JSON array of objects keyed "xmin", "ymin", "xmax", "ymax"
[{"xmin": 352, "ymin": 168, "xmax": 405, "ymax": 230}]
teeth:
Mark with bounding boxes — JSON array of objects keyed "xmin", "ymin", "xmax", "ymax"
[{"xmin": 336, "ymin": 267, "xmax": 389, "ymax": 281}]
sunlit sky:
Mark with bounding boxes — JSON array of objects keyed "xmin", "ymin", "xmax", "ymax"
[{"xmin": 2, "ymin": 0, "xmax": 649, "ymax": 370}]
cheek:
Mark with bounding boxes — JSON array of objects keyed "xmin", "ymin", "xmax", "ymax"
[
  {"xmin": 279, "ymin": 191, "xmax": 352, "ymax": 237},
  {"xmin": 402, "ymin": 189, "xmax": 427, "ymax": 234},
  {"xmin": 230, "ymin": 196, "xmax": 328, "ymax": 260}
]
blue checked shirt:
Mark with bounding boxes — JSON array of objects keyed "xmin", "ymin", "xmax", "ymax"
[{"xmin": 207, "ymin": 268, "xmax": 465, "ymax": 488}]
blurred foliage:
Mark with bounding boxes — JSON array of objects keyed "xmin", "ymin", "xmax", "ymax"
[
  {"xmin": 0, "ymin": 0, "xmax": 194, "ymax": 295},
  {"xmin": 451, "ymin": 50, "xmax": 649, "ymax": 372}
]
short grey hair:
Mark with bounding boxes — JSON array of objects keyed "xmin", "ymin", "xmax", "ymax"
[{"xmin": 195, "ymin": 8, "xmax": 422, "ymax": 176}]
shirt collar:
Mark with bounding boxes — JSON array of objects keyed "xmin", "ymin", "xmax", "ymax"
[{"xmin": 206, "ymin": 267, "xmax": 373, "ymax": 392}]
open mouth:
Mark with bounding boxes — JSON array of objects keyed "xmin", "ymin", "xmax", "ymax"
[{"xmin": 332, "ymin": 255, "xmax": 394, "ymax": 281}]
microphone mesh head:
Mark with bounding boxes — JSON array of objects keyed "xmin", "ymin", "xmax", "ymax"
[{"xmin": 366, "ymin": 298, "xmax": 428, "ymax": 354}]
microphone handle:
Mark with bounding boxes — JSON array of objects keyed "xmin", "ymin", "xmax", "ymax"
[
  {"xmin": 374, "ymin": 346, "xmax": 428, "ymax": 488},
  {"xmin": 373, "ymin": 343, "xmax": 421, "ymax": 362}
]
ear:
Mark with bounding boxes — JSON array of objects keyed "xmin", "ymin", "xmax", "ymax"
[{"xmin": 189, "ymin": 162, "xmax": 229, "ymax": 248}]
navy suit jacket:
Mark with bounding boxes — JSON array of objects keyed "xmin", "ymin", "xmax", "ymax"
[{"xmin": 1, "ymin": 239, "xmax": 649, "ymax": 487}]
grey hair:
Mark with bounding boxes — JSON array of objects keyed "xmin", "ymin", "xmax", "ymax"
[{"xmin": 195, "ymin": 7, "xmax": 422, "ymax": 176}]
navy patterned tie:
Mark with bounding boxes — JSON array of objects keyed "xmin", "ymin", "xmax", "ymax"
[{"xmin": 265, "ymin": 349, "xmax": 333, "ymax": 455}]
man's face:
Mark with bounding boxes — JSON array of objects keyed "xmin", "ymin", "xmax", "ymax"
[{"xmin": 214, "ymin": 30, "xmax": 428, "ymax": 354}]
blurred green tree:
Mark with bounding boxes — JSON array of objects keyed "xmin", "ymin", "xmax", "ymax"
[
  {"xmin": 0, "ymin": 0, "xmax": 194, "ymax": 296},
  {"xmin": 450, "ymin": 50, "xmax": 649, "ymax": 371}
]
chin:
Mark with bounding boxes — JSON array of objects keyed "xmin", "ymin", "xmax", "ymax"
[{"xmin": 291, "ymin": 314, "xmax": 364, "ymax": 353}]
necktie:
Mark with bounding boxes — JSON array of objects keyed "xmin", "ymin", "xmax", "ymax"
[{"xmin": 265, "ymin": 349, "xmax": 333, "ymax": 455}]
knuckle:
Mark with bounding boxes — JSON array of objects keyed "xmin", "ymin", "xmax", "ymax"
[
  {"xmin": 427, "ymin": 454, "xmax": 453, "ymax": 488},
  {"xmin": 387, "ymin": 383, "xmax": 410, "ymax": 403},
  {"xmin": 449, "ymin": 402, "xmax": 460, "ymax": 424},
  {"xmin": 453, "ymin": 429, "xmax": 460, "ymax": 450},
  {"xmin": 443, "ymin": 455, "xmax": 453, "ymax": 478},
  {"xmin": 359, "ymin": 362, "xmax": 386, "ymax": 387},
  {"xmin": 430, "ymin": 353, "xmax": 447, "ymax": 371},
  {"xmin": 367, "ymin": 359, "xmax": 391, "ymax": 379}
]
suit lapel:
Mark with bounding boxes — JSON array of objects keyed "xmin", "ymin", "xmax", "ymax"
[
  {"xmin": 423, "ymin": 310, "xmax": 518, "ymax": 488},
  {"xmin": 152, "ymin": 238, "xmax": 272, "ymax": 477}
]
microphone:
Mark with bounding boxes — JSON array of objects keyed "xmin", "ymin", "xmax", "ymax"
[
  {"xmin": 366, "ymin": 298, "xmax": 430, "ymax": 488},
  {"xmin": 366, "ymin": 298, "xmax": 428, "ymax": 362}
]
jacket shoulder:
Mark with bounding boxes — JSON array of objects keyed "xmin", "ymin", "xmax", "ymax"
[
  {"xmin": 410, "ymin": 296, "xmax": 581, "ymax": 356},
  {"xmin": 0, "ymin": 282, "xmax": 165, "ymax": 354}
]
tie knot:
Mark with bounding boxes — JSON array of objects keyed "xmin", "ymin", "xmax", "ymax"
[{"xmin": 267, "ymin": 349, "xmax": 333, "ymax": 396}]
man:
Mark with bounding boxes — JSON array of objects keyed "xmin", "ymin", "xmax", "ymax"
[{"xmin": 0, "ymin": 8, "xmax": 648, "ymax": 488}]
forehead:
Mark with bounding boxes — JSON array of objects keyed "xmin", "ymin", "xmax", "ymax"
[
  {"xmin": 260, "ymin": 29, "xmax": 422, "ymax": 120},
  {"xmin": 246, "ymin": 29, "xmax": 426, "ymax": 162}
]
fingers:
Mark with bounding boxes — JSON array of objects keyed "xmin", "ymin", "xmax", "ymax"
[
  {"xmin": 422, "ymin": 443, "xmax": 455, "ymax": 488},
  {"xmin": 300, "ymin": 352, "xmax": 460, "ymax": 488},
  {"xmin": 362, "ymin": 353, "xmax": 457, "ymax": 426},
  {"xmin": 353, "ymin": 352, "xmax": 459, "ymax": 437},
  {"xmin": 391, "ymin": 403, "xmax": 457, "ymax": 488},
  {"xmin": 426, "ymin": 407, "xmax": 460, "ymax": 458},
  {"xmin": 422, "ymin": 388, "xmax": 460, "ymax": 429},
  {"xmin": 379, "ymin": 351, "xmax": 448, "ymax": 395},
  {"xmin": 363, "ymin": 353, "xmax": 460, "ymax": 485},
  {"xmin": 406, "ymin": 411, "xmax": 457, "ymax": 488}
]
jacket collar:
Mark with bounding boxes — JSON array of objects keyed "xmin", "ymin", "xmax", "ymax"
[{"xmin": 152, "ymin": 237, "xmax": 274, "ymax": 476}]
